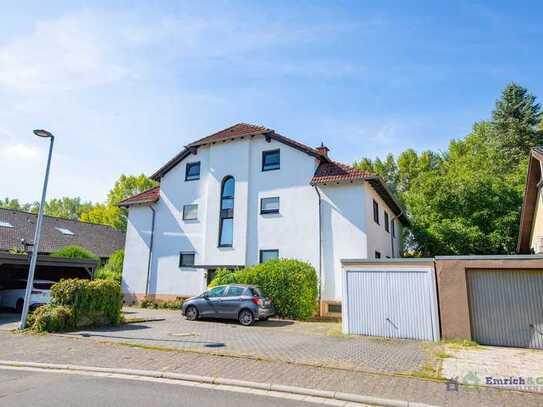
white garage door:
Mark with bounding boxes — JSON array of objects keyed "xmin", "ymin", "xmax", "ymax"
[{"xmin": 342, "ymin": 268, "xmax": 440, "ymax": 341}]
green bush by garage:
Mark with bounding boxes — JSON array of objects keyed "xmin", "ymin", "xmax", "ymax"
[
  {"xmin": 209, "ymin": 259, "xmax": 318, "ymax": 320},
  {"xmin": 28, "ymin": 279, "xmax": 122, "ymax": 333}
]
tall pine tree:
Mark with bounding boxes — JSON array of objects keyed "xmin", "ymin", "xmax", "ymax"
[{"xmin": 491, "ymin": 82, "xmax": 542, "ymax": 162}]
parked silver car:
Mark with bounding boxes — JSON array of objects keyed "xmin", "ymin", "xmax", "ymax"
[{"xmin": 182, "ymin": 284, "xmax": 275, "ymax": 326}]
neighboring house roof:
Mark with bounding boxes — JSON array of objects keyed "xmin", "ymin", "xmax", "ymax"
[
  {"xmin": 118, "ymin": 186, "xmax": 160, "ymax": 208},
  {"xmin": 312, "ymin": 161, "xmax": 409, "ymax": 225},
  {"xmin": 124, "ymin": 123, "xmax": 408, "ymax": 224},
  {"xmin": 0, "ymin": 208, "xmax": 125, "ymax": 258},
  {"xmin": 150, "ymin": 123, "xmax": 324, "ymax": 180},
  {"xmin": 517, "ymin": 147, "xmax": 543, "ymax": 253}
]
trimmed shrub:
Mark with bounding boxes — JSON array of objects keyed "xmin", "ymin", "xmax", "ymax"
[
  {"xmin": 51, "ymin": 279, "xmax": 123, "ymax": 327},
  {"xmin": 140, "ymin": 297, "xmax": 184, "ymax": 310},
  {"xmin": 28, "ymin": 305, "xmax": 73, "ymax": 332},
  {"xmin": 95, "ymin": 249, "xmax": 124, "ymax": 283},
  {"xmin": 51, "ymin": 245, "xmax": 99, "ymax": 260},
  {"xmin": 210, "ymin": 259, "xmax": 318, "ymax": 320}
]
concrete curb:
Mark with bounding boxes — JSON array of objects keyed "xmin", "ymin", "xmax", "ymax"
[{"xmin": 0, "ymin": 360, "xmax": 436, "ymax": 407}]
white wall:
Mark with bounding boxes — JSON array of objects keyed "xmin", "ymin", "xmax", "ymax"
[
  {"xmin": 123, "ymin": 134, "xmax": 401, "ymax": 301},
  {"xmin": 121, "ymin": 205, "xmax": 153, "ymax": 298},
  {"xmin": 365, "ymin": 184, "xmax": 401, "ymax": 259},
  {"xmin": 319, "ymin": 184, "xmax": 368, "ymax": 301}
]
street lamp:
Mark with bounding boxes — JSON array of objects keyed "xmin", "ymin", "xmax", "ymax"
[{"xmin": 19, "ymin": 129, "xmax": 55, "ymax": 329}]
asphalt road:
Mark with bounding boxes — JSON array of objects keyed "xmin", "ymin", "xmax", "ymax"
[{"xmin": 0, "ymin": 368, "xmax": 330, "ymax": 407}]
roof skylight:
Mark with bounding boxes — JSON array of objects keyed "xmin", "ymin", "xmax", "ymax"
[
  {"xmin": 55, "ymin": 227, "xmax": 74, "ymax": 236},
  {"xmin": 0, "ymin": 221, "xmax": 14, "ymax": 228}
]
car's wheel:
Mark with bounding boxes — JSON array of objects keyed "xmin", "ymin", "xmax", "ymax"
[
  {"xmin": 15, "ymin": 299, "xmax": 24, "ymax": 313},
  {"xmin": 185, "ymin": 306, "xmax": 199, "ymax": 321},
  {"xmin": 238, "ymin": 309, "xmax": 255, "ymax": 326}
]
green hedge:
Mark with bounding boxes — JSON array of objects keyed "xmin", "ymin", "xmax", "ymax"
[
  {"xmin": 51, "ymin": 279, "xmax": 123, "ymax": 326},
  {"xmin": 28, "ymin": 304, "xmax": 73, "ymax": 333},
  {"xmin": 95, "ymin": 249, "xmax": 124, "ymax": 283},
  {"xmin": 51, "ymin": 245, "xmax": 99, "ymax": 260},
  {"xmin": 209, "ymin": 259, "xmax": 318, "ymax": 320},
  {"xmin": 28, "ymin": 279, "xmax": 123, "ymax": 332}
]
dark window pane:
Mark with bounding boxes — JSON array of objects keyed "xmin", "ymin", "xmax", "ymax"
[
  {"xmin": 222, "ymin": 198, "xmax": 234, "ymax": 210},
  {"xmin": 226, "ymin": 286, "xmax": 245, "ymax": 297},
  {"xmin": 179, "ymin": 252, "xmax": 195, "ymax": 267},
  {"xmin": 207, "ymin": 286, "xmax": 226, "ymax": 297},
  {"xmin": 373, "ymin": 200, "xmax": 379, "ymax": 224},
  {"xmin": 262, "ymin": 150, "xmax": 280, "ymax": 171},
  {"xmin": 261, "ymin": 197, "xmax": 280, "ymax": 214},
  {"xmin": 185, "ymin": 162, "xmax": 200, "ymax": 181},
  {"xmin": 384, "ymin": 211, "xmax": 390, "ymax": 232},
  {"xmin": 219, "ymin": 218, "xmax": 233, "ymax": 246},
  {"xmin": 222, "ymin": 177, "xmax": 235, "ymax": 197},
  {"xmin": 260, "ymin": 250, "xmax": 279, "ymax": 263},
  {"xmin": 34, "ymin": 282, "xmax": 54, "ymax": 290},
  {"xmin": 183, "ymin": 204, "xmax": 198, "ymax": 220},
  {"xmin": 392, "ymin": 220, "xmax": 396, "ymax": 237},
  {"xmin": 375, "ymin": 251, "xmax": 381, "ymax": 259},
  {"xmin": 248, "ymin": 287, "xmax": 263, "ymax": 297}
]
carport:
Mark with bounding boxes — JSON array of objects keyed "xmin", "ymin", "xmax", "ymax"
[{"xmin": 0, "ymin": 252, "xmax": 97, "ymax": 292}]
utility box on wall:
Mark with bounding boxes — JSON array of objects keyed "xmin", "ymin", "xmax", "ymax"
[{"xmin": 341, "ymin": 259, "xmax": 440, "ymax": 341}]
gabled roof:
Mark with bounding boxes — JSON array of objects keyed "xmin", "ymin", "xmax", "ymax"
[
  {"xmin": 517, "ymin": 147, "xmax": 543, "ymax": 253},
  {"xmin": 125, "ymin": 122, "xmax": 408, "ymax": 225},
  {"xmin": 0, "ymin": 208, "xmax": 125, "ymax": 258},
  {"xmin": 312, "ymin": 161, "xmax": 409, "ymax": 225},
  {"xmin": 118, "ymin": 186, "xmax": 160, "ymax": 208},
  {"xmin": 150, "ymin": 123, "xmax": 324, "ymax": 180}
]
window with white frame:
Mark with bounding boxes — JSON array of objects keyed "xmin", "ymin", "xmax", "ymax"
[
  {"xmin": 260, "ymin": 197, "xmax": 280, "ymax": 214},
  {"xmin": 182, "ymin": 204, "xmax": 198, "ymax": 220}
]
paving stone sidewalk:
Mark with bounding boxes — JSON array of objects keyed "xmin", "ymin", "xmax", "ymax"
[
  {"xmin": 0, "ymin": 332, "xmax": 541, "ymax": 406},
  {"xmin": 62, "ymin": 307, "xmax": 431, "ymax": 375}
]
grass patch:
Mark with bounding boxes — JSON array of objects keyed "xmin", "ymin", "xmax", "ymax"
[
  {"xmin": 436, "ymin": 351, "xmax": 451, "ymax": 359},
  {"xmin": 441, "ymin": 338, "xmax": 481, "ymax": 351}
]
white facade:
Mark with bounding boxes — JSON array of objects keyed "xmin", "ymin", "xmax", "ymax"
[{"xmin": 121, "ymin": 130, "xmax": 403, "ymax": 307}]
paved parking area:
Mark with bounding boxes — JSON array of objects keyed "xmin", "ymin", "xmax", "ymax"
[
  {"xmin": 0, "ymin": 312, "xmax": 20, "ymax": 331},
  {"xmin": 59, "ymin": 307, "xmax": 435, "ymax": 375}
]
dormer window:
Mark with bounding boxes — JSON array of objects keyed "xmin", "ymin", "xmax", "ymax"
[
  {"xmin": 185, "ymin": 162, "xmax": 201, "ymax": 181},
  {"xmin": 56, "ymin": 227, "xmax": 74, "ymax": 236},
  {"xmin": 0, "ymin": 221, "xmax": 14, "ymax": 228},
  {"xmin": 262, "ymin": 149, "xmax": 280, "ymax": 171}
]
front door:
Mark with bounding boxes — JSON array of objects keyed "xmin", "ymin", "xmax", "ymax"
[{"xmin": 199, "ymin": 285, "xmax": 227, "ymax": 317}]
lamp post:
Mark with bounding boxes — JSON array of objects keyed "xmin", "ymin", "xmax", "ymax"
[{"xmin": 19, "ymin": 129, "xmax": 55, "ymax": 329}]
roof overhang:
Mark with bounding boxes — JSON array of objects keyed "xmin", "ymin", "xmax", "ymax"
[
  {"xmin": 517, "ymin": 149, "xmax": 543, "ymax": 253},
  {"xmin": 0, "ymin": 252, "xmax": 99, "ymax": 269}
]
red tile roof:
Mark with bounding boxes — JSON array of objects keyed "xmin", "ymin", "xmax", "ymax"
[
  {"xmin": 311, "ymin": 161, "xmax": 373, "ymax": 184},
  {"xmin": 188, "ymin": 123, "xmax": 271, "ymax": 147},
  {"xmin": 151, "ymin": 123, "xmax": 324, "ymax": 180},
  {"xmin": 117, "ymin": 186, "xmax": 160, "ymax": 207}
]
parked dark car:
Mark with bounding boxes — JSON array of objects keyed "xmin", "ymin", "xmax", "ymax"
[{"xmin": 182, "ymin": 284, "xmax": 275, "ymax": 326}]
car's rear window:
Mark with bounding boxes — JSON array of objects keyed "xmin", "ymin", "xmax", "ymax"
[
  {"xmin": 34, "ymin": 282, "xmax": 54, "ymax": 290},
  {"xmin": 248, "ymin": 287, "xmax": 263, "ymax": 297}
]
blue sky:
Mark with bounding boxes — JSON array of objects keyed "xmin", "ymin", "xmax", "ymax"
[{"xmin": 1, "ymin": 1, "xmax": 542, "ymax": 202}]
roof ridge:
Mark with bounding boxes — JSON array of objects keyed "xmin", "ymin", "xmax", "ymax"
[{"xmin": 117, "ymin": 185, "xmax": 160, "ymax": 204}]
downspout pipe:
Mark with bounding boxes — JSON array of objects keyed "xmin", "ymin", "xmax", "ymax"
[
  {"xmin": 313, "ymin": 185, "xmax": 323, "ymax": 314},
  {"xmin": 145, "ymin": 206, "xmax": 156, "ymax": 297}
]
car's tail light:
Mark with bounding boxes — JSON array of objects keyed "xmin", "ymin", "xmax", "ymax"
[{"xmin": 252, "ymin": 297, "xmax": 263, "ymax": 305}]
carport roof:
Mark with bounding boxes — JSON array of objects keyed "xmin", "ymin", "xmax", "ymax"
[
  {"xmin": 0, "ymin": 208, "xmax": 125, "ymax": 258},
  {"xmin": 0, "ymin": 252, "xmax": 98, "ymax": 268}
]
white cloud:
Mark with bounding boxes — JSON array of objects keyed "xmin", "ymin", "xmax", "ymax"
[{"xmin": 0, "ymin": 12, "xmax": 129, "ymax": 92}]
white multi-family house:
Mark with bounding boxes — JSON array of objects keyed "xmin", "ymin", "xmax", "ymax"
[{"xmin": 119, "ymin": 123, "xmax": 408, "ymax": 316}]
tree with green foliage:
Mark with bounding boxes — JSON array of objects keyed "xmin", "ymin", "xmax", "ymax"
[
  {"xmin": 95, "ymin": 249, "xmax": 124, "ymax": 283},
  {"xmin": 43, "ymin": 197, "xmax": 94, "ymax": 220},
  {"xmin": 491, "ymin": 82, "xmax": 542, "ymax": 163},
  {"xmin": 51, "ymin": 246, "xmax": 99, "ymax": 260},
  {"xmin": 355, "ymin": 83, "xmax": 536, "ymax": 256},
  {"xmin": 0, "ymin": 197, "xmax": 37, "ymax": 212},
  {"xmin": 80, "ymin": 174, "xmax": 157, "ymax": 231}
]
